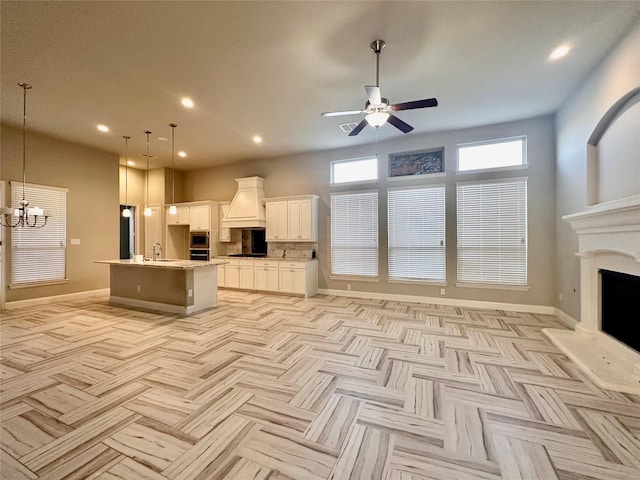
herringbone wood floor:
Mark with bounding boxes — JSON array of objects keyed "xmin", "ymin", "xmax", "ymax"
[{"xmin": 1, "ymin": 291, "xmax": 640, "ymax": 479}]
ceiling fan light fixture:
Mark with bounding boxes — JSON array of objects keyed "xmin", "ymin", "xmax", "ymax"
[{"xmin": 365, "ymin": 112, "xmax": 390, "ymax": 128}]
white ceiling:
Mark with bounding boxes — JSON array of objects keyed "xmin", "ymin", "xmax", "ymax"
[{"xmin": 1, "ymin": 1, "xmax": 639, "ymax": 170}]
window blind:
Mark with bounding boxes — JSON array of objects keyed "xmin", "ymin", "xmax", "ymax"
[
  {"xmin": 331, "ymin": 191, "xmax": 378, "ymax": 277},
  {"xmin": 457, "ymin": 179, "xmax": 527, "ymax": 286},
  {"xmin": 11, "ymin": 182, "xmax": 67, "ymax": 285},
  {"xmin": 388, "ymin": 186, "xmax": 445, "ymax": 282}
]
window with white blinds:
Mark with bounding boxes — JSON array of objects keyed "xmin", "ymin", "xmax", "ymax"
[
  {"xmin": 388, "ymin": 186, "xmax": 445, "ymax": 282},
  {"xmin": 331, "ymin": 191, "xmax": 378, "ymax": 277},
  {"xmin": 11, "ymin": 182, "xmax": 67, "ymax": 286},
  {"xmin": 457, "ymin": 179, "xmax": 527, "ymax": 286}
]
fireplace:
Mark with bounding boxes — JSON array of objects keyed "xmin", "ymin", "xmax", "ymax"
[
  {"xmin": 600, "ymin": 269, "xmax": 640, "ymax": 353},
  {"xmin": 543, "ymin": 194, "xmax": 640, "ymax": 394}
]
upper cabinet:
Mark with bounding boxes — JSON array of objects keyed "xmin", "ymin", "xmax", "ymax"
[
  {"xmin": 189, "ymin": 204, "xmax": 210, "ymax": 231},
  {"xmin": 265, "ymin": 201, "xmax": 288, "ymax": 241},
  {"xmin": 219, "ymin": 202, "xmax": 231, "ymax": 242},
  {"xmin": 166, "ymin": 205, "xmax": 190, "ymax": 226},
  {"xmin": 265, "ymin": 195, "xmax": 318, "ymax": 242}
]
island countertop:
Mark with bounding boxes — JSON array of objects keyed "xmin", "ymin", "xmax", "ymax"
[{"xmin": 96, "ymin": 259, "xmax": 227, "ymax": 269}]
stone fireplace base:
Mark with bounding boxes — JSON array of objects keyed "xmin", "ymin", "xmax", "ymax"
[
  {"xmin": 544, "ymin": 327, "xmax": 640, "ymax": 394},
  {"xmin": 544, "ymin": 194, "xmax": 640, "ymax": 394}
]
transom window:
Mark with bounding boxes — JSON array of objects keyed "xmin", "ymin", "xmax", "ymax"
[
  {"xmin": 331, "ymin": 156, "xmax": 377, "ymax": 184},
  {"xmin": 457, "ymin": 136, "xmax": 526, "ymax": 172}
]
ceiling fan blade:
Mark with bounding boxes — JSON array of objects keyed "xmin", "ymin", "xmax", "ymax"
[
  {"xmin": 348, "ymin": 119, "xmax": 368, "ymax": 137},
  {"xmin": 387, "ymin": 114, "xmax": 414, "ymax": 134},
  {"xmin": 321, "ymin": 109, "xmax": 364, "ymax": 117},
  {"xmin": 365, "ymin": 85, "xmax": 382, "ymax": 105},
  {"xmin": 390, "ymin": 98, "xmax": 438, "ymax": 111}
]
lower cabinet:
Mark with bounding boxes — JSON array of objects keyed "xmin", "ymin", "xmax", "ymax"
[
  {"xmin": 238, "ymin": 260, "xmax": 255, "ymax": 289},
  {"xmin": 217, "ymin": 263, "xmax": 226, "ymax": 287},
  {"xmin": 279, "ymin": 264, "xmax": 307, "ymax": 295},
  {"xmin": 219, "ymin": 258, "xmax": 317, "ymax": 297},
  {"xmin": 254, "ymin": 260, "xmax": 279, "ymax": 292}
]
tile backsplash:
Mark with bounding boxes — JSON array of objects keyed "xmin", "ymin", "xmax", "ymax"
[{"xmin": 268, "ymin": 242, "xmax": 317, "ymax": 259}]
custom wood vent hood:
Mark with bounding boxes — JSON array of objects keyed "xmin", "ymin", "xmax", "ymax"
[{"xmin": 221, "ymin": 176, "xmax": 267, "ymax": 229}]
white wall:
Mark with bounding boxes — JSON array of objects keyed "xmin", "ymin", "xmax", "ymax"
[
  {"xmin": 555, "ymin": 19, "xmax": 640, "ymax": 319},
  {"xmin": 186, "ymin": 114, "xmax": 557, "ymax": 307}
]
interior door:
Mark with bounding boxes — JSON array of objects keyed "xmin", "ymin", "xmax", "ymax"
[
  {"xmin": 119, "ymin": 205, "xmax": 134, "ymax": 259},
  {"xmin": 0, "ymin": 181, "xmax": 5, "ymax": 308}
]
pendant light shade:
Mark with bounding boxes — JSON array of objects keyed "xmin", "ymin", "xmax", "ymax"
[
  {"xmin": 122, "ymin": 135, "xmax": 131, "ymax": 218},
  {"xmin": 168, "ymin": 123, "xmax": 177, "ymax": 215},
  {"xmin": 143, "ymin": 130, "xmax": 152, "ymax": 217}
]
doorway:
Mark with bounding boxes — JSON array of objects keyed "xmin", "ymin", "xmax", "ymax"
[{"xmin": 119, "ymin": 205, "xmax": 135, "ymax": 259}]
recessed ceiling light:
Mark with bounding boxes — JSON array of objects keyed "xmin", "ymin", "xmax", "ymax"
[
  {"xmin": 127, "ymin": 160, "xmax": 135, "ymax": 166},
  {"xmin": 97, "ymin": 124, "xmax": 109, "ymax": 132},
  {"xmin": 253, "ymin": 135, "xmax": 263, "ymax": 144},
  {"xmin": 181, "ymin": 97, "xmax": 194, "ymax": 108},
  {"xmin": 157, "ymin": 136, "xmax": 168, "ymax": 142},
  {"xmin": 178, "ymin": 151, "xmax": 187, "ymax": 158},
  {"xmin": 549, "ymin": 44, "xmax": 571, "ymax": 60}
]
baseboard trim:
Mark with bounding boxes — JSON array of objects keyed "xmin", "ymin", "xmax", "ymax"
[
  {"xmin": 552, "ymin": 308, "xmax": 578, "ymax": 329},
  {"xmin": 317, "ymin": 288, "xmax": 557, "ymax": 315},
  {"xmin": 3, "ymin": 288, "xmax": 110, "ymax": 310}
]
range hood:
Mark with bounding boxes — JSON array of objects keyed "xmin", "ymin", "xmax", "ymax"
[{"xmin": 221, "ymin": 176, "xmax": 266, "ymax": 229}]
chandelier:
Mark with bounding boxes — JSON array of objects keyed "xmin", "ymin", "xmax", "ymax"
[{"xmin": 1, "ymin": 83, "xmax": 50, "ymax": 228}]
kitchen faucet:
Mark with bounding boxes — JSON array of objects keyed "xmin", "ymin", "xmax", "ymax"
[{"xmin": 152, "ymin": 243, "xmax": 162, "ymax": 260}]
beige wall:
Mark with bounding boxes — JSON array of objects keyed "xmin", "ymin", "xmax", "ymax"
[
  {"xmin": 555, "ymin": 19, "xmax": 640, "ymax": 319},
  {"xmin": 1, "ymin": 124, "xmax": 119, "ymax": 302},
  {"xmin": 185, "ymin": 114, "xmax": 557, "ymax": 307}
]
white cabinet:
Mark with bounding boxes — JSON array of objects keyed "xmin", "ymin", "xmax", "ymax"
[
  {"xmin": 266, "ymin": 201, "xmax": 288, "ymax": 241},
  {"xmin": 217, "ymin": 263, "xmax": 226, "ymax": 287},
  {"xmin": 189, "ymin": 204, "xmax": 210, "ymax": 231},
  {"xmin": 238, "ymin": 259, "xmax": 255, "ymax": 289},
  {"xmin": 225, "ymin": 259, "xmax": 240, "ymax": 288},
  {"xmin": 166, "ymin": 205, "xmax": 190, "ymax": 226},
  {"xmin": 254, "ymin": 259, "xmax": 279, "ymax": 292},
  {"xmin": 278, "ymin": 260, "xmax": 318, "ymax": 297},
  {"xmin": 288, "ymin": 198, "xmax": 316, "ymax": 241},
  {"xmin": 219, "ymin": 202, "xmax": 231, "ymax": 242},
  {"xmin": 265, "ymin": 195, "xmax": 318, "ymax": 242}
]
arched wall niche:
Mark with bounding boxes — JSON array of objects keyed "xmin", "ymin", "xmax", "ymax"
[{"xmin": 586, "ymin": 87, "xmax": 640, "ymax": 206}]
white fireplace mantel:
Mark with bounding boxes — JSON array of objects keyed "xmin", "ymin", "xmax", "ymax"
[{"xmin": 544, "ymin": 194, "xmax": 640, "ymax": 394}]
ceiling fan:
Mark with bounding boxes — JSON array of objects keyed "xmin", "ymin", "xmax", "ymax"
[{"xmin": 322, "ymin": 39, "xmax": 438, "ymax": 136}]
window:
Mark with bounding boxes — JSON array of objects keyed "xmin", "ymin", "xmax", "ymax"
[
  {"xmin": 331, "ymin": 156, "xmax": 377, "ymax": 184},
  {"xmin": 331, "ymin": 191, "xmax": 378, "ymax": 277},
  {"xmin": 11, "ymin": 182, "xmax": 67, "ymax": 286},
  {"xmin": 388, "ymin": 186, "xmax": 445, "ymax": 282},
  {"xmin": 457, "ymin": 179, "xmax": 527, "ymax": 286},
  {"xmin": 458, "ymin": 136, "xmax": 526, "ymax": 172}
]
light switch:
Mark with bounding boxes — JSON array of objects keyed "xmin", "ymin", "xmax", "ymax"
[{"xmin": 70, "ymin": 239, "xmax": 80, "ymax": 245}]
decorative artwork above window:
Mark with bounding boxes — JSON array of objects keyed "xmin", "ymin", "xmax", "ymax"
[{"xmin": 389, "ymin": 147, "xmax": 444, "ymax": 178}]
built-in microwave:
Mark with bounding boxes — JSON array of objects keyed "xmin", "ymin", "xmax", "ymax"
[{"xmin": 190, "ymin": 231, "xmax": 209, "ymax": 249}]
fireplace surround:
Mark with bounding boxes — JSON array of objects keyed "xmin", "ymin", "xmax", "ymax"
[{"xmin": 543, "ymin": 194, "xmax": 640, "ymax": 394}]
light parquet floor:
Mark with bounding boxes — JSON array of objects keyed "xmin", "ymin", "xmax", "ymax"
[{"xmin": 1, "ymin": 291, "xmax": 640, "ymax": 479}]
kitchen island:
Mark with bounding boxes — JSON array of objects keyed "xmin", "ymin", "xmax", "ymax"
[{"xmin": 96, "ymin": 259, "xmax": 226, "ymax": 315}]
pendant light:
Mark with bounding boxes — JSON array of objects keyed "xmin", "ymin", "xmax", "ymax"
[
  {"xmin": 168, "ymin": 123, "xmax": 177, "ymax": 215},
  {"xmin": 143, "ymin": 130, "xmax": 152, "ymax": 217},
  {"xmin": 1, "ymin": 82, "xmax": 50, "ymax": 228},
  {"xmin": 122, "ymin": 136, "xmax": 131, "ymax": 218}
]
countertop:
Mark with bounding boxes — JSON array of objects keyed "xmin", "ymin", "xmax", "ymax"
[{"xmin": 96, "ymin": 259, "xmax": 227, "ymax": 269}]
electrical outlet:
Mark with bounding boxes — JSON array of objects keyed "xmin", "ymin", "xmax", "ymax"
[
  {"xmin": 440, "ymin": 288, "xmax": 445, "ymax": 296},
  {"xmin": 70, "ymin": 238, "xmax": 80, "ymax": 245},
  {"xmin": 347, "ymin": 284, "xmax": 351, "ymax": 291},
  {"xmin": 136, "ymin": 285, "xmax": 141, "ymax": 292},
  {"xmin": 559, "ymin": 293, "xmax": 563, "ymax": 301},
  {"xmin": 188, "ymin": 289, "xmax": 193, "ymax": 297}
]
